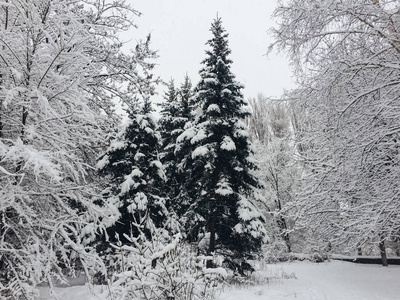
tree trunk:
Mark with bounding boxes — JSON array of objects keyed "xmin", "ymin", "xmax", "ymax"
[
  {"xmin": 0, "ymin": 0, "xmax": 4, "ymax": 136},
  {"xmin": 379, "ymin": 237, "xmax": 388, "ymax": 267},
  {"xmin": 277, "ymin": 215, "xmax": 291, "ymax": 252},
  {"xmin": 276, "ymin": 195, "xmax": 291, "ymax": 252},
  {"xmin": 357, "ymin": 241, "xmax": 363, "ymax": 256},
  {"xmin": 207, "ymin": 210, "xmax": 217, "ymax": 268},
  {"xmin": 395, "ymin": 238, "xmax": 400, "ymax": 257},
  {"xmin": 5, "ymin": 0, "xmax": 8, "ymax": 30},
  {"xmin": 0, "ymin": 109, "xmax": 3, "ymax": 138}
]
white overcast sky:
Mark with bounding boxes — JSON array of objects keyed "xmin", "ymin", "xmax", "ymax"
[{"xmin": 124, "ymin": 0, "xmax": 295, "ymax": 101}]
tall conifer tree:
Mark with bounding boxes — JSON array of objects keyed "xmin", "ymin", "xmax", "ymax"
[{"xmin": 176, "ymin": 18, "xmax": 267, "ymax": 265}]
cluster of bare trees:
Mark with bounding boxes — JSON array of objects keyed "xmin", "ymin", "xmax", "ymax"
[
  {"xmin": 271, "ymin": 0, "xmax": 400, "ymax": 265},
  {"xmin": 247, "ymin": 95, "xmax": 301, "ymax": 257}
]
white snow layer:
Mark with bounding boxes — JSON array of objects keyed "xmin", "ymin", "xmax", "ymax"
[
  {"xmin": 191, "ymin": 128, "xmax": 208, "ymax": 144},
  {"xmin": 96, "ymin": 155, "xmax": 109, "ymax": 170},
  {"xmin": 215, "ymin": 185, "xmax": 234, "ymax": 196},
  {"xmin": 215, "ymin": 178, "xmax": 234, "ymax": 196},
  {"xmin": 120, "ymin": 169, "xmax": 143, "ymax": 193},
  {"xmin": 221, "ymin": 88, "xmax": 232, "ymax": 95},
  {"xmin": 38, "ymin": 260, "xmax": 400, "ymax": 300},
  {"xmin": 207, "ymin": 104, "xmax": 221, "ymax": 113},
  {"xmin": 108, "ymin": 140, "xmax": 126, "ymax": 151},
  {"xmin": 237, "ymin": 196, "xmax": 261, "ymax": 221},
  {"xmin": 176, "ymin": 126, "xmax": 196, "ymax": 143},
  {"xmin": 192, "ymin": 145, "xmax": 209, "ymax": 158},
  {"xmin": 203, "ymin": 267, "xmax": 228, "ymax": 279},
  {"xmin": 203, "ymin": 77, "xmax": 219, "ymax": 85},
  {"xmin": 2, "ymin": 138, "xmax": 62, "ymax": 183},
  {"xmin": 219, "ymin": 260, "xmax": 400, "ymax": 300},
  {"xmin": 134, "ymin": 152, "xmax": 145, "ymax": 161},
  {"xmin": 120, "ymin": 175, "xmax": 136, "ymax": 194},
  {"xmin": 134, "ymin": 192, "xmax": 148, "ymax": 211},
  {"xmin": 220, "ymin": 136, "xmax": 236, "ymax": 151}
]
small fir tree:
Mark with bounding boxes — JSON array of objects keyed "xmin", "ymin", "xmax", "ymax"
[{"xmin": 176, "ymin": 18, "xmax": 268, "ymax": 267}]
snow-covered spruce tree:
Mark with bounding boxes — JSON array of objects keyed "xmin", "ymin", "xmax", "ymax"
[
  {"xmin": 158, "ymin": 76, "xmax": 193, "ymax": 216},
  {"xmin": 97, "ymin": 97, "xmax": 174, "ymax": 247},
  {"xmin": 159, "ymin": 79, "xmax": 179, "ymax": 184},
  {"xmin": 272, "ymin": 0, "xmax": 400, "ymax": 265},
  {"xmin": 179, "ymin": 74, "xmax": 194, "ymax": 121},
  {"xmin": 176, "ymin": 18, "xmax": 267, "ymax": 270},
  {"xmin": 0, "ymin": 0, "xmax": 157, "ymax": 298}
]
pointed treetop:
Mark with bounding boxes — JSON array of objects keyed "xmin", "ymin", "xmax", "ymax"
[
  {"xmin": 181, "ymin": 73, "xmax": 192, "ymax": 89},
  {"xmin": 194, "ymin": 17, "xmax": 246, "ymax": 119},
  {"xmin": 141, "ymin": 98, "xmax": 153, "ymax": 114},
  {"xmin": 180, "ymin": 74, "xmax": 192, "ymax": 99},
  {"xmin": 205, "ymin": 17, "xmax": 232, "ymax": 66},
  {"xmin": 164, "ymin": 79, "xmax": 177, "ymax": 103}
]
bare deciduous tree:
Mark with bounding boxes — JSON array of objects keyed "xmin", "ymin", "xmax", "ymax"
[
  {"xmin": 272, "ymin": 0, "xmax": 400, "ymax": 264},
  {"xmin": 0, "ymin": 1, "xmax": 158, "ymax": 297}
]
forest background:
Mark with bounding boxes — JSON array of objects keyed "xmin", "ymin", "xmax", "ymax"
[{"xmin": 0, "ymin": 0, "xmax": 399, "ymax": 299}]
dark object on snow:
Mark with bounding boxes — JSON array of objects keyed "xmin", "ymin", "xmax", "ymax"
[
  {"xmin": 332, "ymin": 255, "xmax": 400, "ymax": 265},
  {"xmin": 222, "ymin": 259, "xmax": 255, "ymax": 276}
]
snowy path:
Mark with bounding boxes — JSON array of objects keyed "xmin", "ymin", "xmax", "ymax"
[
  {"xmin": 39, "ymin": 260, "xmax": 400, "ymax": 300},
  {"xmin": 218, "ymin": 260, "xmax": 400, "ymax": 300}
]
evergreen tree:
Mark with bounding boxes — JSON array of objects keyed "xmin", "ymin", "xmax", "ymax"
[
  {"xmin": 159, "ymin": 76, "xmax": 193, "ymax": 216},
  {"xmin": 159, "ymin": 79, "xmax": 180, "ymax": 168},
  {"xmin": 176, "ymin": 18, "xmax": 267, "ymax": 267},
  {"xmin": 179, "ymin": 74, "xmax": 194, "ymax": 121},
  {"xmin": 97, "ymin": 99, "xmax": 171, "ymax": 244}
]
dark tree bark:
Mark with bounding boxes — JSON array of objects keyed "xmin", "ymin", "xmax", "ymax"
[
  {"xmin": 207, "ymin": 209, "xmax": 217, "ymax": 268},
  {"xmin": 379, "ymin": 236, "xmax": 388, "ymax": 267},
  {"xmin": 395, "ymin": 237, "xmax": 400, "ymax": 257},
  {"xmin": 5, "ymin": 0, "xmax": 8, "ymax": 30}
]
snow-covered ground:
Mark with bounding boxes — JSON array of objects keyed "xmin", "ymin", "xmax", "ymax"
[
  {"xmin": 39, "ymin": 260, "xmax": 400, "ymax": 300},
  {"xmin": 219, "ymin": 260, "xmax": 400, "ymax": 300}
]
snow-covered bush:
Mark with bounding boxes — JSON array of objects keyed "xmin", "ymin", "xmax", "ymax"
[
  {"xmin": 262, "ymin": 238, "xmax": 292, "ymax": 263},
  {"xmin": 109, "ymin": 230, "xmax": 227, "ymax": 300}
]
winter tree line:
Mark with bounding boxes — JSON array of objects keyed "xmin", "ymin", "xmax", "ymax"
[{"xmin": 0, "ymin": 0, "xmax": 399, "ymax": 299}]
